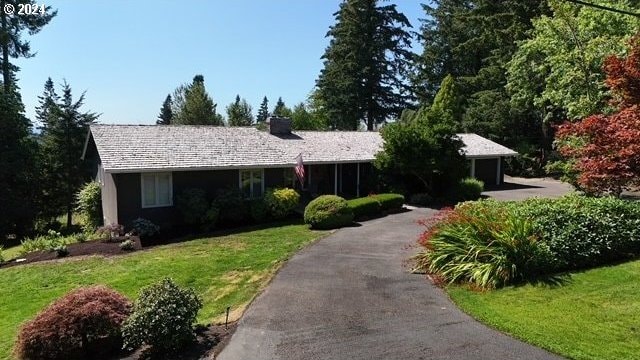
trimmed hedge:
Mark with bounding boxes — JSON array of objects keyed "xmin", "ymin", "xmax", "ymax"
[
  {"xmin": 346, "ymin": 197, "xmax": 382, "ymax": 219},
  {"xmin": 371, "ymin": 193, "xmax": 405, "ymax": 211},
  {"xmin": 304, "ymin": 195, "xmax": 354, "ymax": 229},
  {"xmin": 456, "ymin": 178, "xmax": 484, "ymax": 201},
  {"xmin": 15, "ymin": 286, "xmax": 131, "ymax": 360}
]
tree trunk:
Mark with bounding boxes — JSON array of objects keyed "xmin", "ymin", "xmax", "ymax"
[{"xmin": 0, "ymin": 0, "xmax": 10, "ymax": 93}]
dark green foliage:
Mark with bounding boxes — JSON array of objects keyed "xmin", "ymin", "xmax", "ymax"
[
  {"xmin": 15, "ymin": 285, "xmax": 131, "ymax": 360},
  {"xmin": 316, "ymin": 0, "xmax": 413, "ymax": 130},
  {"xmin": 76, "ymin": 181, "xmax": 102, "ymax": 232},
  {"xmin": 0, "ymin": 89, "xmax": 39, "ymax": 241},
  {"xmin": 0, "ymin": 1, "xmax": 56, "ymax": 92},
  {"xmin": 156, "ymin": 94, "xmax": 173, "ymax": 125},
  {"xmin": 256, "ymin": 96, "xmax": 269, "ymax": 123},
  {"xmin": 122, "ymin": 278, "xmax": 202, "ymax": 353},
  {"xmin": 370, "ymin": 193, "xmax": 404, "ymax": 211},
  {"xmin": 346, "ymin": 197, "xmax": 382, "ymax": 219},
  {"xmin": 455, "ymin": 178, "xmax": 484, "ymax": 201},
  {"xmin": 38, "ymin": 80, "xmax": 98, "ymax": 228},
  {"xmin": 375, "ymin": 94, "xmax": 466, "ymax": 194},
  {"xmin": 176, "ymin": 188, "xmax": 209, "ymax": 225},
  {"xmin": 226, "ymin": 94, "xmax": 254, "ymax": 126},
  {"xmin": 272, "ymin": 97, "xmax": 292, "ymax": 118},
  {"xmin": 131, "ymin": 218, "xmax": 160, "ymax": 239},
  {"xmin": 513, "ymin": 196, "xmax": 640, "ymax": 271},
  {"xmin": 213, "ymin": 188, "xmax": 248, "ymax": 224},
  {"xmin": 249, "ymin": 199, "xmax": 268, "ymax": 223},
  {"xmin": 304, "ymin": 195, "xmax": 354, "ymax": 229},
  {"xmin": 291, "ymin": 102, "xmax": 326, "ymax": 130},
  {"xmin": 171, "ymin": 75, "xmax": 224, "ymax": 125},
  {"xmin": 264, "ymin": 188, "xmax": 300, "ymax": 219}
]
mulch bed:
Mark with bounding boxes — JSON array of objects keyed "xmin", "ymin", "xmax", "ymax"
[
  {"xmin": 118, "ymin": 322, "xmax": 238, "ymax": 360},
  {"xmin": 0, "ymin": 236, "xmax": 142, "ymax": 269}
]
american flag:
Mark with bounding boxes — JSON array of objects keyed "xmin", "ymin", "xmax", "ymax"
[{"xmin": 295, "ymin": 153, "xmax": 305, "ymax": 185}]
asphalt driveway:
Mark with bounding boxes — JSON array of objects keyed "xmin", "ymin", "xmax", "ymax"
[
  {"xmin": 483, "ymin": 176, "xmax": 573, "ymax": 201},
  {"xmin": 218, "ymin": 208, "xmax": 562, "ymax": 360}
]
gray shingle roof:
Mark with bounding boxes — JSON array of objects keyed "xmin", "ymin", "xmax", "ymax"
[
  {"xmin": 457, "ymin": 133, "xmax": 518, "ymax": 158},
  {"xmin": 88, "ymin": 125, "xmax": 517, "ymax": 173}
]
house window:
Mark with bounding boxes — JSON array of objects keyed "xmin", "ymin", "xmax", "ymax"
[
  {"xmin": 240, "ymin": 169, "xmax": 264, "ymax": 198},
  {"xmin": 141, "ymin": 173, "xmax": 173, "ymax": 208},
  {"xmin": 283, "ymin": 168, "xmax": 295, "ymax": 188}
]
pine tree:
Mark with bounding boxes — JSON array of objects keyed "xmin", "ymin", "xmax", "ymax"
[
  {"xmin": 39, "ymin": 81, "xmax": 98, "ymax": 227},
  {"xmin": 316, "ymin": 0, "xmax": 413, "ymax": 130},
  {"xmin": 156, "ymin": 94, "xmax": 173, "ymax": 125},
  {"xmin": 0, "ymin": 1, "xmax": 56, "ymax": 92},
  {"xmin": 226, "ymin": 94, "xmax": 254, "ymax": 126},
  {"xmin": 0, "ymin": 87, "xmax": 38, "ymax": 240},
  {"xmin": 172, "ymin": 75, "xmax": 224, "ymax": 125},
  {"xmin": 272, "ymin": 97, "xmax": 292, "ymax": 118},
  {"xmin": 256, "ymin": 96, "xmax": 269, "ymax": 122}
]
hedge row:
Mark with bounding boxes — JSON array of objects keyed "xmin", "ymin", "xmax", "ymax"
[{"xmin": 346, "ymin": 193, "xmax": 405, "ymax": 219}]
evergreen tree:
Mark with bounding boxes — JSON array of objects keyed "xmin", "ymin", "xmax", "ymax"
[
  {"xmin": 272, "ymin": 97, "xmax": 292, "ymax": 118},
  {"xmin": 256, "ymin": 96, "xmax": 269, "ymax": 122},
  {"xmin": 226, "ymin": 94, "xmax": 254, "ymax": 126},
  {"xmin": 291, "ymin": 102, "xmax": 326, "ymax": 130},
  {"xmin": 0, "ymin": 87, "xmax": 38, "ymax": 240},
  {"xmin": 156, "ymin": 94, "xmax": 173, "ymax": 125},
  {"xmin": 39, "ymin": 81, "xmax": 98, "ymax": 227},
  {"xmin": 316, "ymin": 0, "xmax": 413, "ymax": 130},
  {"xmin": 172, "ymin": 75, "xmax": 224, "ymax": 125},
  {"xmin": 0, "ymin": 1, "xmax": 56, "ymax": 92}
]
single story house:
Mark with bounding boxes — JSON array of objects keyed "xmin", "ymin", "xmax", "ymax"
[{"xmin": 82, "ymin": 118, "xmax": 517, "ymax": 226}]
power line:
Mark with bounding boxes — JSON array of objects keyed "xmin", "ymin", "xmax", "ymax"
[{"xmin": 563, "ymin": 0, "xmax": 640, "ymax": 18}]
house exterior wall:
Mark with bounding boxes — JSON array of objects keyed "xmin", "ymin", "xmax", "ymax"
[{"xmin": 474, "ymin": 158, "xmax": 500, "ymax": 186}]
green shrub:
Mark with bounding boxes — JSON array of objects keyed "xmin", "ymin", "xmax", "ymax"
[
  {"xmin": 304, "ymin": 195, "xmax": 354, "ymax": 229},
  {"xmin": 346, "ymin": 197, "xmax": 382, "ymax": 219},
  {"xmin": 371, "ymin": 193, "xmax": 405, "ymax": 211},
  {"xmin": 54, "ymin": 245, "xmax": 69, "ymax": 257},
  {"xmin": 131, "ymin": 218, "xmax": 160, "ymax": 238},
  {"xmin": 119, "ymin": 239, "xmax": 135, "ymax": 251},
  {"xmin": 513, "ymin": 195, "xmax": 640, "ymax": 271},
  {"xmin": 20, "ymin": 230, "xmax": 76, "ymax": 255},
  {"xmin": 0, "ymin": 246, "xmax": 4, "ymax": 263},
  {"xmin": 96, "ymin": 224, "xmax": 124, "ymax": 242},
  {"xmin": 176, "ymin": 188, "xmax": 209, "ymax": 225},
  {"xmin": 414, "ymin": 200, "xmax": 553, "ymax": 289},
  {"xmin": 214, "ymin": 188, "xmax": 248, "ymax": 223},
  {"xmin": 455, "ymin": 178, "xmax": 484, "ymax": 201},
  {"xmin": 76, "ymin": 181, "xmax": 102, "ymax": 232},
  {"xmin": 15, "ymin": 286, "xmax": 131, "ymax": 360},
  {"xmin": 264, "ymin": 188, "xmax": 300, "ymax": 219},
  {"xmin": 249, "ymin": 199, "xmax": 269, "ymax": 223},
  {"xmin": 122, "ymin": 278, "xmax": 202, "ymax": 354},
  {"xmin": 204, "ymin": 205, "xmax": 220, "ymax": 230}
]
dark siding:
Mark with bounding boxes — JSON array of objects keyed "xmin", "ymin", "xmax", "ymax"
[
  {"xmin": 265, "ymin": 168, "xmax": 290, "ymax": 189},
  {"xmin": 475, "ymin": 158, "xmax": 498, "ymax": 186},
  {"xmin": 114, "ymin": 170, "xmax": 238, "ymax": 228}
]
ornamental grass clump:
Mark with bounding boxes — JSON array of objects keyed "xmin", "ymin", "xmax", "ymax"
[{"xmin": 414, "ymin": 200, "xmax": 553, "ymax": 289}]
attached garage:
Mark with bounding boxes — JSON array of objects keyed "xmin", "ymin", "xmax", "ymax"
[{"xmin": 458, "ymin": 134, "xmax": 518, "ymax": 186}]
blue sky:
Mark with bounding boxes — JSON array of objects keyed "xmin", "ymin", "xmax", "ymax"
[{"xmin": 16, "ymin": 0, "xmax": 426, "ymax": 125}]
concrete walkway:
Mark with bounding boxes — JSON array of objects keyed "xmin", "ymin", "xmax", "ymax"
[{"xmin": 218, "ymin": 208, "xmax": 562, "ymax": 360}]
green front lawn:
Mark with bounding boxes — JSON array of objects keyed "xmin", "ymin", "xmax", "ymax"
[
  {"xmin": 448, "ymin": 260, "xmax": 640, "ymax": 360},
  {"xmin": 0, "ymin": 222, "xmax": 326, "ymax": 360}
]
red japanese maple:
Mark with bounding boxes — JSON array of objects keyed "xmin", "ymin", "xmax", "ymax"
[{"xmin": 556, "ymin": 35, "xmax": 640, "ymax": 195}]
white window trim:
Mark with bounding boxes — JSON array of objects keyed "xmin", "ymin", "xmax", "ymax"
[
  {"xmin": 239, "ymin": 169, "xmax": 265, "ymax": 199},
  {"xmin": 141, "ymin": 172, "xmax": 173, "ymax": 208}
]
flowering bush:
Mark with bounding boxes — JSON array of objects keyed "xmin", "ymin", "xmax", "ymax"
[
  {"xmin": 130, "ymin": 218, "xmax": 160, "ymax": 238},
  {"xmin": 96, "ymin": 223, "xmax": 124, "ymax": 242},
  {"xmin": 264, "ymin": 188, "xmax": 300, "ymax": 219},
  {"xmin": 15, "ymin": 286, "xmax": 131, "ymax": 360}
]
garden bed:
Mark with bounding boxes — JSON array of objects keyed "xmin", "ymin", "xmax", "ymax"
[{"xmin": 0, "ymin": 236, "xmax": 142, "ymax": 269}]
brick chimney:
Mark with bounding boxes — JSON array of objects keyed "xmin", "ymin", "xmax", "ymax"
[{"xmin": 267, "ymin": 116, "xmax": 292, "ymax": 135}]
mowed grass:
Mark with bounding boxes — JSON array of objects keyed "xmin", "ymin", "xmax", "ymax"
[
  {"xmin": 448, "ymin": 260, "xmax": 640, "ymax": 360},
  {"xmin": 0, "ymin": 222, "xmax": 326, "ymax": 360}
]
